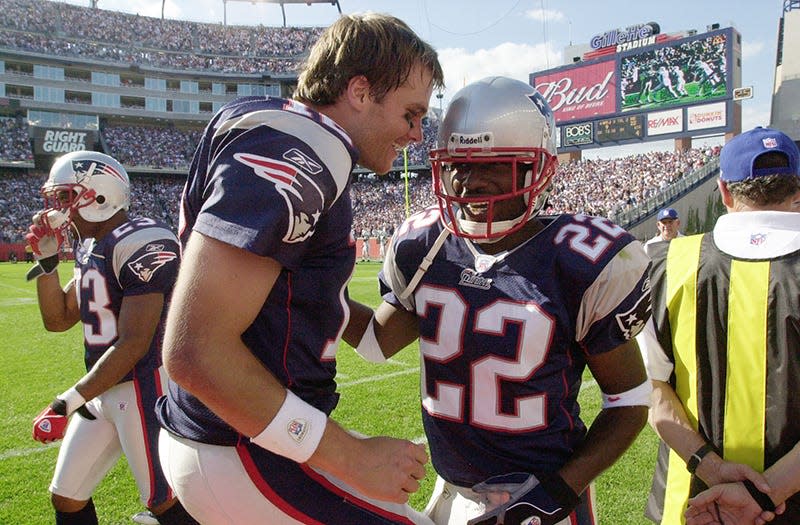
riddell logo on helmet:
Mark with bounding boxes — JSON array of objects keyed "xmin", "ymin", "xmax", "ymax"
[{"xmin": 452, "ymin": 133, "xmax": 493, "ymax": 147}]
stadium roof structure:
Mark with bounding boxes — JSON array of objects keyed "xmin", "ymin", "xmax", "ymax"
[{"xmin": 222, "ymin": 0, "xmax": 341, "ymax": 26}]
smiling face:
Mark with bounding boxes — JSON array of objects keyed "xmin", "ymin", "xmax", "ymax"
[
  {"xmin": 448, "ymin": 161, "xmax": 527, "ymax": 224},
  {"xmin": 354, "ymin": 63, "xmax": 435, "ymax": 174},
  {"xmin": 657, "ymin": 218, "xmax": 681, "ymax": 240}
]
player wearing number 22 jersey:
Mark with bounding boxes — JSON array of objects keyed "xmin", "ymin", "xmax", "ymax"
[
  {"xmin": 366, "ymin": 78, "xmax": 653, "ymax": 525},
  {"xmin": 381, "ymin": 209, "xmax": 651, "ymax": 485}
]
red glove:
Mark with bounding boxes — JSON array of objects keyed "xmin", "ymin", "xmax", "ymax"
[
  {"xmin": 26, "ymin": 216, "xmax": 65, "ymax": 259},
  {"xmin": 32, "ymin": 406, "xmax": 68, "ymax": 443}
]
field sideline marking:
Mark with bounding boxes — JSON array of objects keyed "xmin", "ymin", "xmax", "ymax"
[
  {"xmin": 0, "ymin": 382, "xmax": 600, "ymax": 462},
  {"xmin": 0, "ymin": 280, "xmax": 34, "ymax": 294},
  {"xmin": 337, "ymin": 366, "xmax": 418, "ymax": 388},
  {"xmin": 0, "ymin": 441, "xmax": 58, "ymax": 461}
]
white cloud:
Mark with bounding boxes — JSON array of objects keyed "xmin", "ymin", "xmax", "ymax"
[
  {"xmin": 524, "ymin": 8, "xmax": 566, "ymax": 23},
  {"xmin": 435, "ymin": 42, "xmax": 562, "ymax": 109},
  {"xmin": 741, "ymin": 102, "xmax": 771, "ymax": 130},
  {"xmin": 741, "ymin": 40, "xmax": 765, "ymax": 59}
]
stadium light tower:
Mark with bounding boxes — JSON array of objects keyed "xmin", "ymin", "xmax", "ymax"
[{"xmin": 222, "ymin": 0, "xmax": 341, "ymax": 26}]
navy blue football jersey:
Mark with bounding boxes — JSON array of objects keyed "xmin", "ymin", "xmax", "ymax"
[
  {"xmin": 72, "ymin": 217, "xmax": 179, "ymax": 382},
  {"xmin": 158, "ymin": 96, "xmax": 359, "ymax": 445},
  {"xmin": 380, "ymin": 207, "xmax": 651, "ymax": 487}
]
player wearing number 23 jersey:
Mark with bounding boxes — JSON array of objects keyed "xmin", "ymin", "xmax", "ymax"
[{"xmin": 25, "ymin": 150, "xmax": 194, "ymax": 524}]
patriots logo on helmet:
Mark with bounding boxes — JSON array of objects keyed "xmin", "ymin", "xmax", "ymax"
[
  {"xmin": 527, "ymin": 91, "xmax": 553, "ymax": 120},
  {"xmin": 127, "ymin": 250, "xmax": 178, "ymax": 283},
  {"xmin": 234, "ymin": 152, "xmax": 326, "ymax": 243},
  {"xmin": 71, "ymin": 159, "xmax": 126, "ymax": 184}
]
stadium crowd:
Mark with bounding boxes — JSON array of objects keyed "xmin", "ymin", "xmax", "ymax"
[
  {"xmin": 546, "ymin": 146, "xmax": 720, "ymax": 217},
  {"xmin": 0, "ymin": 0, "xmax": 324, "ymax": 73},
  {"xmin": 103, "ymin": 125, "xmax": 203, "ymax": 170},
  {"xmin": 0, "ymin": 117, "xmax": 33, "ymax": 163},
  {"xmin": 0, "ymin": 143, "xmax": 720, "ymax": 245}
]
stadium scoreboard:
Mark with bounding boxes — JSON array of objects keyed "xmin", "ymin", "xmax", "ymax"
[
  {"xmin": 531, "ymin": 23, "xmax": 740, "ymax": 151},
  {"xmin": 595, "ymin": 115, "xmax": 645, "ymax": 142}
]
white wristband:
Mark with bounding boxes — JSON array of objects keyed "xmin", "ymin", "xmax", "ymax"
[
  {"xmin": 58, "ymin": 386, "xmax": 87, "ymax": 417},
  {"xmin": 601, "ymin": 380, "xmax": 652, "ymax": 409},
  {"xmin": 251, "ymin": 390, "xmax": 327, "ymax": 463},
  {"xmin": 354, "ymin": 316, "xmax": 388, "ymax": 363}
]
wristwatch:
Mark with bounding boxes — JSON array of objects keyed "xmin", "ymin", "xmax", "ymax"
[{"xmin": 686, "ymin": 443, "xmax": 715, "ymax": 474}]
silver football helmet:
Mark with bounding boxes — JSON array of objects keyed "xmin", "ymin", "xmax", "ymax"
[
  {"xmin": 430, "ymin": 76, "xmax": 558, "ymax": 242},
  {"xmin": 39, "ymin": 150, "xmax": 130, "ymax": 235}
]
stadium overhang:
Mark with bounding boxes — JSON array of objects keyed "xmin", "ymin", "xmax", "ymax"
[{"xmin": 222, "ymin": 0, "xmax": 341, "ymax": 26}]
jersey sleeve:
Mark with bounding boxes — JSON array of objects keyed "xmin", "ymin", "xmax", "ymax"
[
  {"xmin": 114, "ymin": 225, "xmax": 181, "ymax": 296},
  {"xmin": 636, "ymin": 317, "xmax": 674, "ymax": 381},
  {"xmin": 190, "ymin": 108, "xmax": 354, "ymax": 270},
  {"xmin": 576, "ymin": 239, "xmax": 653, "ymax": 355},
  {"xmin": 379, "ymin": 208, "xmax": 444, "ymax": 312}
]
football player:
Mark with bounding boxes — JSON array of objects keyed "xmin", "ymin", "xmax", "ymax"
[
  {"xmin": 27, "ymin": 151, "xmax": 196, "ymax": 525},
  {"xmin": 346, "ymin": 76, "xmax": 653, "ymax": 525},
  {"xmin": 154, "ymin": 13, "xmax": 444, "ymax": 524}
]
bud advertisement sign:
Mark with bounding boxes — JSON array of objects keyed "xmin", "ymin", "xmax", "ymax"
[
  {"xmin": 32, "ymin": 127, "xmax": 98, "ymax": 156},
  {"xmin": 532, "ymin": 59, "xmax": 616, "ymax": 124},
  {"xmin": 647, "ymin": 108, "xmax": 683, "ymax": 136},
  {"xmin": 687, "ymin": 102, "xmax": 726, "ymax": 130}
]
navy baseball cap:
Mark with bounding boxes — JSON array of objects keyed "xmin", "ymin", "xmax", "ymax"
[
  {"xmin": 657, "ymin": 208, "xmax": 678, "ymax": 221},
  {"xmin": 720, "ymin": 126, "xmax": 800, "ymax": 182}
]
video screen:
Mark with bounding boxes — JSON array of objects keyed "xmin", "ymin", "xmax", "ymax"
[{"xmin": 619, "ymin": 32, "xmax": 729, "ymax": 112}]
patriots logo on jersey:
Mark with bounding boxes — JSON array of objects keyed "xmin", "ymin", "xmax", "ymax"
[
  {"xmin": 459, "ymin": 268, "xmax": 493, "ymax": 290},
  {"xmin": 615, "ymin": 278, "xmax": 651, "ymax": 339},
  {"xmin": 234, "ymin": 152, "xmax": 325, "ymax": 243},
  {"xmin": 127, "ymin": 250, "xmax": 178, "ymax": 283}
]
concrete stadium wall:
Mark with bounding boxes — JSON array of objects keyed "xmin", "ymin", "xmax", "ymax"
[{"xmin": 625, "ymin": 174, "xmax": 721, "ymax": 241}]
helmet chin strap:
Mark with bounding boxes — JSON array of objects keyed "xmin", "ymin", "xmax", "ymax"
[
  {"xmin": 458, "ymin": 213, "xmax": 529, "ymax": 244},
  {"xmin": 456, "ymin": 186, "xmax": 550, "ymax": 245}
]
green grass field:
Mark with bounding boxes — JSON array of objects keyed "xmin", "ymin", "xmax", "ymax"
[{"xmin": 0, "ymin": 261, "xmax": 657, "ymax": 524}]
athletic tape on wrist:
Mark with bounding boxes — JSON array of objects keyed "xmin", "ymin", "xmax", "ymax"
[
  {"xmin": 355, "ymin": 317, "xmax": 387, "ymax": 363},
  {"xmin": 55, "ymin": 387, "xmax": 87, "ymax": 417},
  {"xmin": 251, "ymin": 390, "xmax": 327, "ymax": 463},
  {"xmin": 601, "ymin": 380, "xmax": 652, "ymax": 409}
]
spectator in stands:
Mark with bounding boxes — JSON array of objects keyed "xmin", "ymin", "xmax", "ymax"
[{"xmin": 644, "ymin": 207, "xmax": 683, "ymax": 248}]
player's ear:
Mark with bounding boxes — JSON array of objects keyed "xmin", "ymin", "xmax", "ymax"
[{"xmin": 346, "ymin": 75, "xmax": 371, "ymax": 108}]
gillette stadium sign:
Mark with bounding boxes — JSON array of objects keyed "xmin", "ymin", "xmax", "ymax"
[{"xmin": 590, "ymin": 22, "xmax": 659, "ymax": 52}]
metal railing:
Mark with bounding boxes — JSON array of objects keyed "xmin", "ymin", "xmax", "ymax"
[{"xmin": 610, "ymin": 156, "xmax": 720, "ymax": 229}]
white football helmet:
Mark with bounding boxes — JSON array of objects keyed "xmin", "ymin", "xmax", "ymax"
[
  {"xmin": 430, "ymin": 76, "xmax": 558, "ymax": 242},
  {"xmin": 39, "ymin": 150, "xmax": 130, "ymax": 234}
]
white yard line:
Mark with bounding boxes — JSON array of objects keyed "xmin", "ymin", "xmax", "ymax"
[
  {"xmin": 0, "ymin": 442, "xmax": 59, "ymax": 461},
  {"xmin": 337, "ymin": 366, "xmax": 418, "ymax": 388}
]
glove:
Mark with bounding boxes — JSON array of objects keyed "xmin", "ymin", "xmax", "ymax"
[
  {"xmin": 32, "ymin": 406, "xmax": 68, "ymax": 443},
  {"xmin": 25, "ymin": 211, "xmax": 66, "ymax": 281},
  {"xmin": 468, "ymin": 472, "xmax": 579, "ymax": 525}
]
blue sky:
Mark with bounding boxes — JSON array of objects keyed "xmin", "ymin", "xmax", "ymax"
[{"xmin": 62, "ymin": 0, "xmax": 788, "ymax": 156}]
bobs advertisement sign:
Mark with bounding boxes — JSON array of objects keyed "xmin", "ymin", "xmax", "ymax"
[
  {"xmin": 532, "ymin": 59, "xmax": 616, "ymax": 124},
  {"xmin": 33, "ymin": 127, "xmax": 98, "ymax": 156},
  {"xmin": 563, "ymin": 122, "xmax": 593, "ymax": 146}
]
